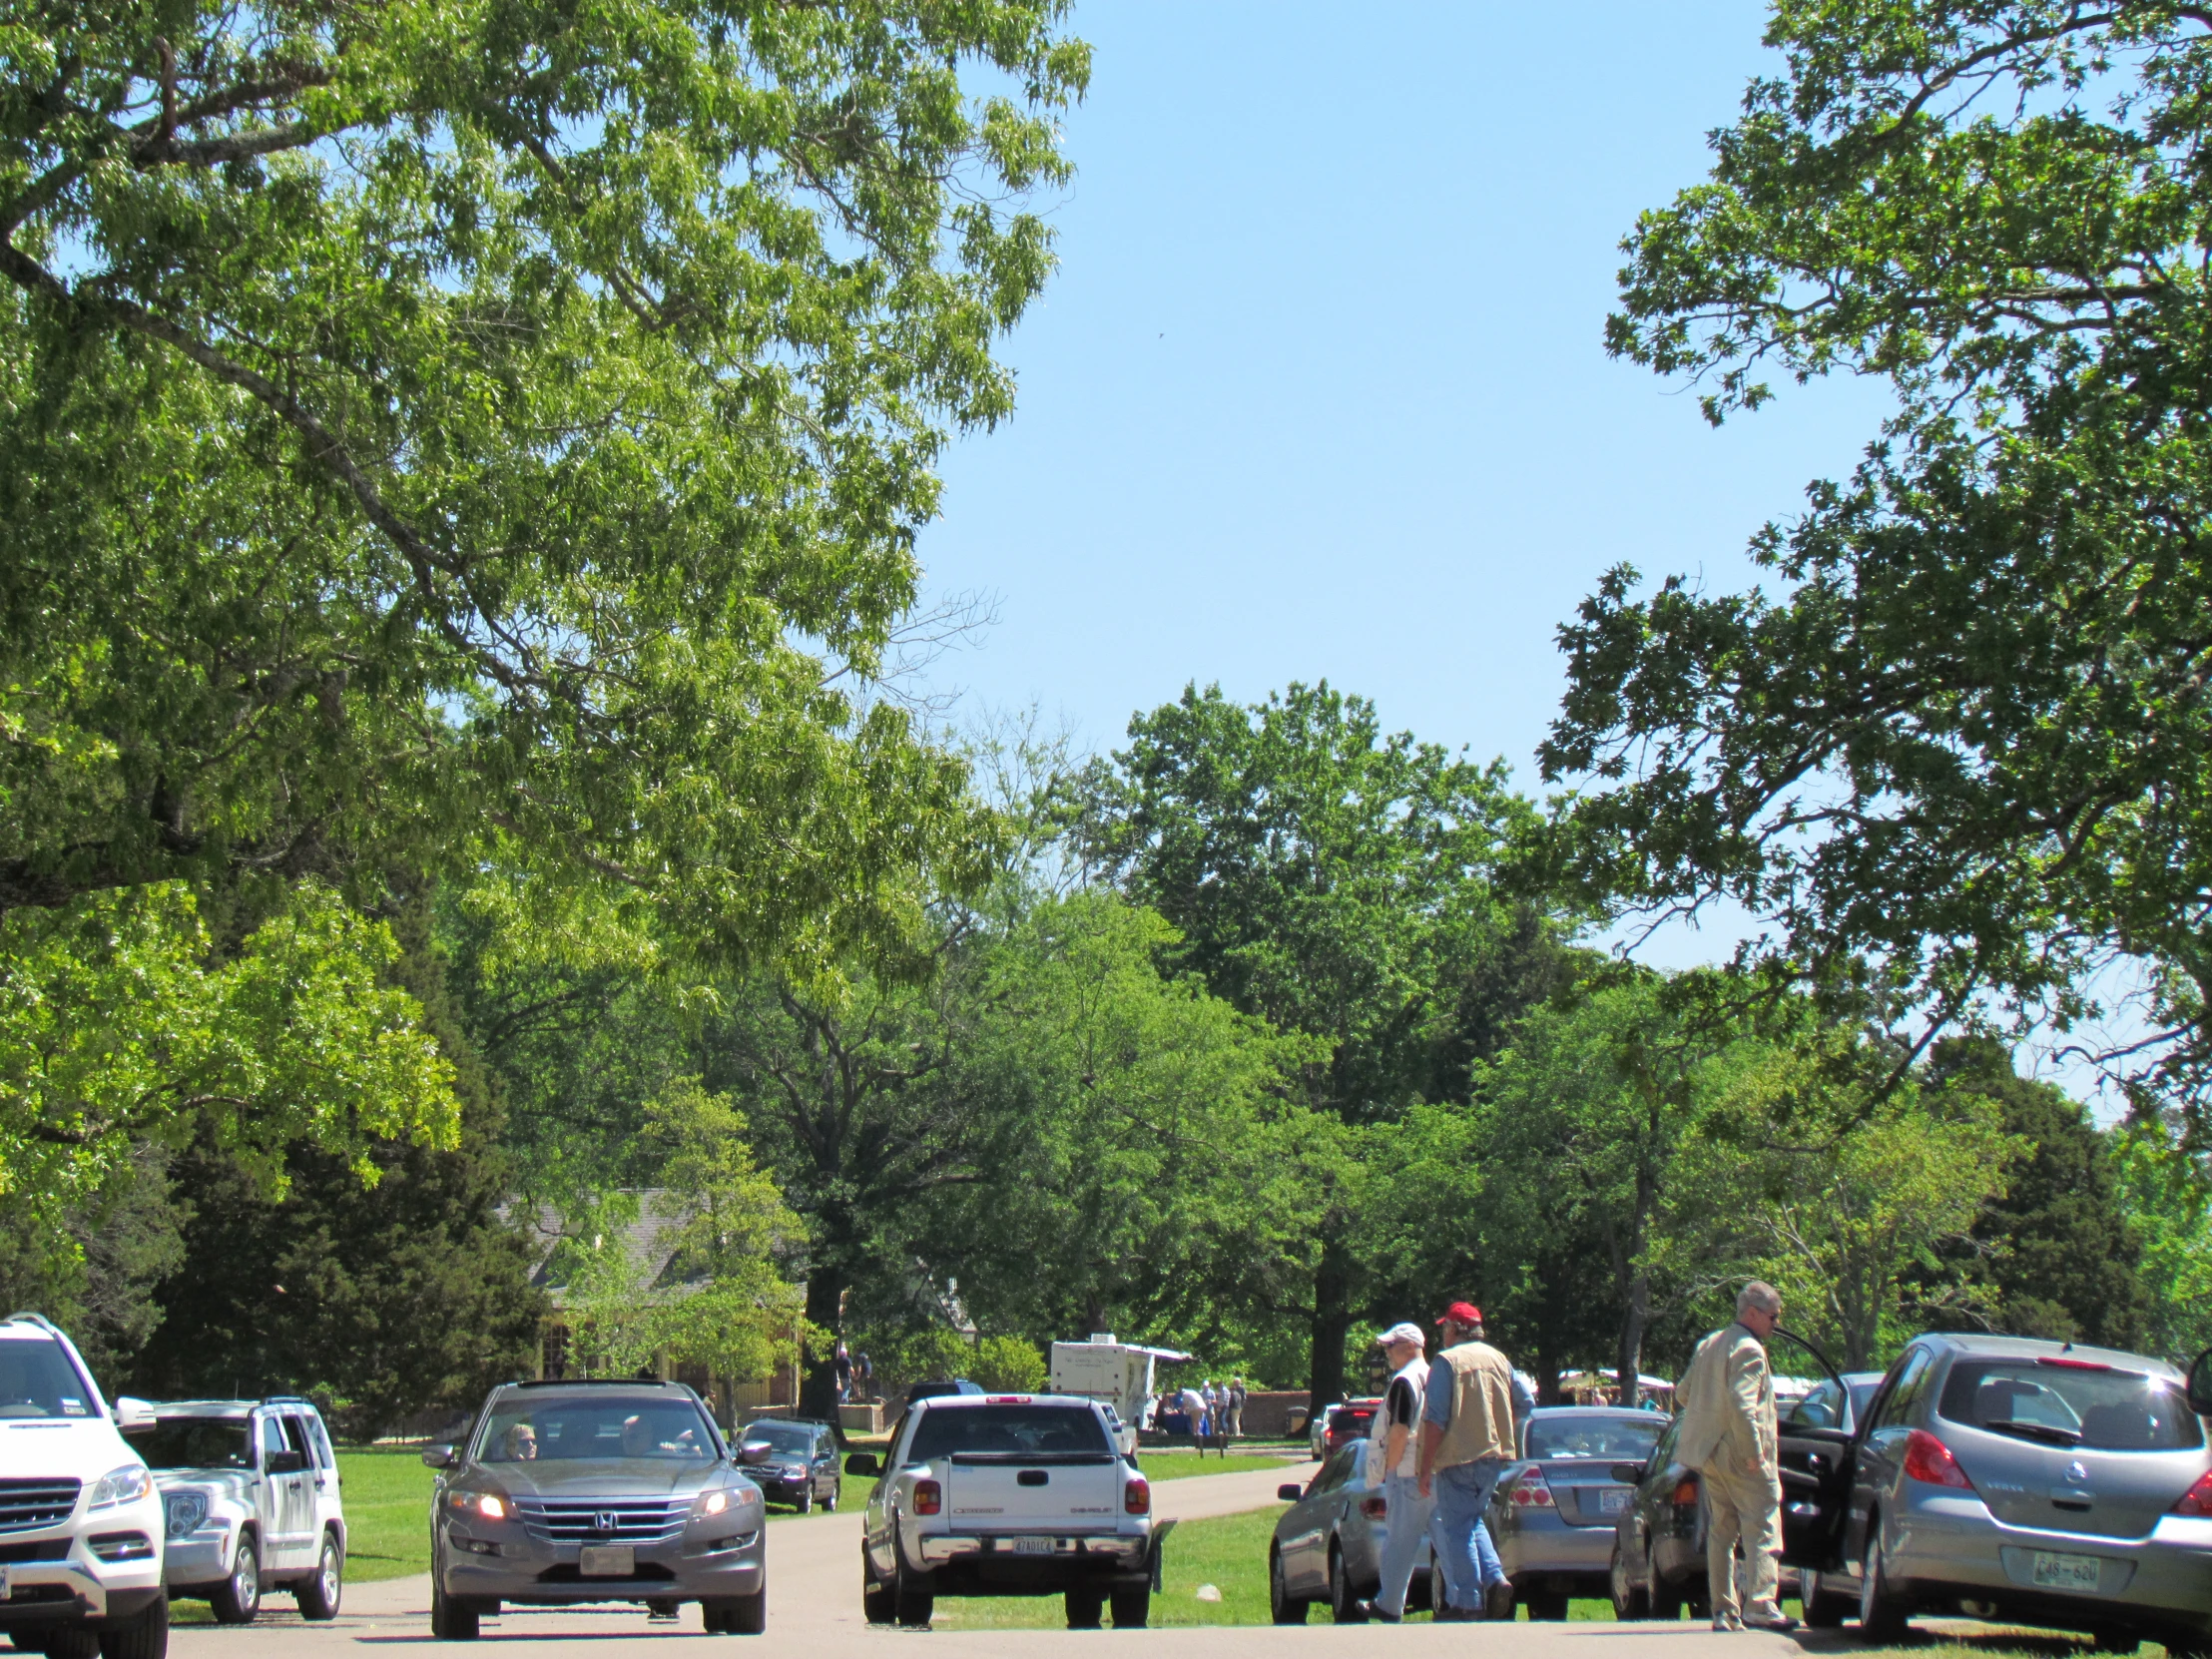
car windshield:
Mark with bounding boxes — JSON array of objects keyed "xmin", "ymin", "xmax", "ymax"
[
  {"xmin": 739, "ymin": 1423, "xmax": 815, "ymax": 1456},
  {"xmin": 477, "ymin": 1396, "xmax": 719, "ymax": 1462},
  {"xmin": 905, "ymin": 1404, "xmax": 1110, "ymax": 1461},
  {"xmin": 1525, "ymin": 1416, "xmax": 1667, "ymax": 1460},
  {"xmin": 0, "ymin": 1336, "xmax": 94, "ymax": 1420},
  {"xmin": 139, "ymin": 1417, "xmax": 255, "ymax": 1469},
  {"xmin": 1938, "ymin": 1361, "xmax": 2204, "ymax": 1451}
]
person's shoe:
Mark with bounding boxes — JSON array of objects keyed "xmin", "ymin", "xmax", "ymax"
[
  {"xmin": 1712, "ymin": 1614, "xmax": 1745, "ymax": 1632},
  {"xmin": 1743, "ymin": 1611, "xmax": 1801, "ymax": 1634},
  {"xmin": 1484, "ymin": 1580, "xmax": 1516, "ymax": 1621},
  {"xmin": 1357, "ymin": 1602, "xmax": 1401, "ymax": 1624}
]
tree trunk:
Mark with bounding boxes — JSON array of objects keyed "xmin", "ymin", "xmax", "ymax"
[
  {"xmin": 798, "ymin": 1267, "xmax": 846, "ymax": 1434},
  {"xmin": 1615, "ymin": 1270, "xmax": 1649, "ymax": 1409},
  {"xmin": 1307, "ymin": 1235, "xmax": 1354, "ymax": 1415}
]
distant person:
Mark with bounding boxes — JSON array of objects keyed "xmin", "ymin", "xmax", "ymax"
[
  {"xmin": 834, "ymin": 1341, "xmax": 852, "ymax": 1401},
  {"xmin": 855, "ymin": 1352, "xmax": 873, "ymax": 1398},
  {"xmin": 1677, "ymin": 1282, "xmax": 1797, "ymax": 1633},
  {"xmin": 1178, "ymin": 1382, "xmax": 1206, "ymax": 1436},
  {"xmin": 1226, "ymin": 1378, "xmax": 1247, "ymax": 1437},
  {"xmin": 1360, "ymin": 1323, "xmax": 1431, "ymax": 1622},
  {"xmin": 1416, "ymin": 1303, "xmax": 1531, "ymax": 1621}
]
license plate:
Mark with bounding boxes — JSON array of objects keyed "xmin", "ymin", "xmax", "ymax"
[
  {"xmin": 1007, "ymin": 1537, "xmax": 1057, "ymax": 1555},
  {"xmin": 579, "ymin": 1545, "xmax": 635, "ymax": 1577},
  {"xmin": 1599, "ymin": 1488, "xmax": 1630, "ymax": 1514},
  {"xmin": 2031, "ymin": 1551, "xmax": 2101, "ymax": 1592}
]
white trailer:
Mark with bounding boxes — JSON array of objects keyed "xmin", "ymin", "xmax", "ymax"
[{"xmin": 1047, "ymin": 1336, "xmax": 1192, "ymax": 1453}]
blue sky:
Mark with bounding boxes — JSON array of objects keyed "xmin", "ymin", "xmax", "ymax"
[{"xmin": 912, "ymin": 0, "xmax": 1895, "ymax": 824}]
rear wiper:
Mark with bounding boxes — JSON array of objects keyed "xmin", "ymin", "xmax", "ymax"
[{"xmin": 1981, "ymin": 1418, "xmax": 2081, "ymax": 1447}]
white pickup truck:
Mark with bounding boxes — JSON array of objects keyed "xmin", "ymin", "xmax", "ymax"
[{"xmin": 850, "ymin": 1393, "xmax": 1154, "ymax": 1630}]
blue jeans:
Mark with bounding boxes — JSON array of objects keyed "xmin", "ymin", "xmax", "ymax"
[
  {"xmin": 1374, "ymin": 1473, "xmax": 1434, "ymax": 1618},
  {"xmin": 1429, "ymin": 1456, "xmax": 1506, "ymax": 1612}
]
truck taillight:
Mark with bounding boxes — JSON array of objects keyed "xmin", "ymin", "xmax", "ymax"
[
  {"xmin": 2173, "ymin": 1470, "xmax": 2212, "ymax": 1517},
  {"xmin": 1508, "ymin": 1467, "xmax": 1554, "ymax": 1507},
  {"xmin": 1124, "ymin": 1477, "xmax": 1150, "ymax": 1516},
  {"xmin": 913, "ymin": 1479, "xmax": 942, "ymax": 1516},
  {"xmin": 1902, "ymin": 1429, "xmax": 1973, "ymax": 1491}
]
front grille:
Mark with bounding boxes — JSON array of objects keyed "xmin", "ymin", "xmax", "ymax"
[
  {"xmin": 0, "ymin": 1537, "xmax": 71, "ymax": 1564},
  {"xmin": 0, "ymin": 1480, "xmax": 79, "ymax": 1535},
  {"xmin": 535, "ymin": 1561, "xmax": 677, "ymax": 1584},
  {"xmin": 514, "ymin": 1498, "xmax": 687, "ymax": 1545}
]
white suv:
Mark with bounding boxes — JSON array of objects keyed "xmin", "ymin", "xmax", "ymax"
[
  {"xmin": 0, "ymin": 1313, "xmax": 168, "ymax": 1658},
  {"xmin": 138, "ymin": 1397, "xmax": 345, "ymax": 1623}
]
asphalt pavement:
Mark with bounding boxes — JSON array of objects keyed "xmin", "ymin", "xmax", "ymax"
[{"xmin": 183, "ymin": 1463, "xmax": 1811, "ymax": 1659}]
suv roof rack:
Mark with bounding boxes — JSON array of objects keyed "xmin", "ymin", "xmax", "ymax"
[
  {"xmin": 508, "ymin": 1377, "xmax": 683, "ymax": 1388},
  {"xmin": 2, "ymin": 1312, "xmax": 64, "ymax": 1334},
  {"xmin": 260, "ymin": 1395, "xmax": 313, "ymax": 1406}
]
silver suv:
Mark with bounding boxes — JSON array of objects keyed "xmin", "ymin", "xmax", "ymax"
[
  {"xmin": 424, "ymin": 1380, "xmax": 766, "ymax": 1638},
  {"xmin": 0, "ymin": 1313, "xmax": 167, "ymax": 1659},
  {"xmin": 138, "ymin": 1397, "xmax": 345, "ymax": 1624}
]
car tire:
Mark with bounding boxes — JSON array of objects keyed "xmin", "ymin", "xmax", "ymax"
[
  {"xmin": 430, "ymin": 1575, "xmax": 480, "ymax": 1641},
  {"xmin": 1328, "ymin": 1544, "xmax": 1368, "ymax": 1624},
  {"xmin": 210, "ymin": 1536, "xmax": 263, "ymax": 1625},
  {"xmin": 1269, "ymin": 1548, "xmax": 1309, "ymax": 1625},
  {"xmin": 95, "ymin": 1592, "xmax": 167, "ymax": 1659},
  {"xmin": 825, "ymin": 1481, "xmax": 839, "ymax": 1513},
  {"xmin": 296, "ymin": 1530, "xmax": 343, "ymax": 1621},
  {"xmin": 795, "ymin": 1485, "xmax": 813, "ymax": 1515},
  {"xmin": 1611, "ymin": 1537, "xmax": 1650, "ymax": 1619},
  {"xmin": 893, "ymin": 1565, "xmax": 933, "ymax": 1629},
  {"xmin": 1109, "ymin": 1585, "xmax": 1150, "ymax": 1629},
  {"xmin": 1803, "ymin": 1568, "xmax": 1852, "ymax": 1629},
  {"xmin": 40, "ymin": 1631, "xmax": 101, "ymax": 1659},
  {"xmin": 1064, "ymin": 1587, "xmax": 1105, "ymax": 1630},
  {"xmin": 725, "ymin": 1590, "xmax": 766, "ymax": 1635},
  {"xmin": 1429, "ymin": 1557, "xmax": 1450, "ymax": 1618},
  {"xmin": 1857, "ymin": 1528, "xmax": 1907, "ymax": 1642},
  {"xmin": 1650, "ymin": 1563, "xmax": 1685, "ymax": 1622}
]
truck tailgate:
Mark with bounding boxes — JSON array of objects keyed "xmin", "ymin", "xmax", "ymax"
[{"xmin": 946, "ymin": 1454, "xmax": 1122, "ymax": 1526}]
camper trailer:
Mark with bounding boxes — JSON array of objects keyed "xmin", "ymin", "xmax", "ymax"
[{"xmin": 1046, "ymin": 1336, "xmax": 1191, "ymax": 1452}]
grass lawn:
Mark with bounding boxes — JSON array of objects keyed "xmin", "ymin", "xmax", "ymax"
[
  {"xmin": 936, "ymin": 1504, "xmax": 1288, "ymax": 1629},
  {"xmin": 335, "ymin": 1446, "xmax": 437, "ymax": 1581},
  {"xmin": 1136, "ymin": 1453, "xmax": 1299, "ymax": 1483}
]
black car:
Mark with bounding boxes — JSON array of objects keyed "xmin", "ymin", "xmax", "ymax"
[
  {"xmin": 1605, "ymin": 1412, "xmax": 1712, "ymax": 1620},
  {"xmin": 733, "ymin": 1418, "xmax": 841, "ymax": 1512}
]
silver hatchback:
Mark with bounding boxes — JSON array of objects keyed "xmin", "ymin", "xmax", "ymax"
[{"xmin": 1785, "ymin": 1335, "xmax": 2212, "ymax": 1653}]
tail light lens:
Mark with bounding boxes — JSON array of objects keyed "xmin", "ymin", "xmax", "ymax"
[
  {"xmin": 1903, "ymin": 1429, "xmax": 1973, "ymax": 1490},
  {"xmin": 1358, "ymin": 1494, "xmax": 1386, "ymax": 1519},
  {"xmin": 1508, "ymin": 1467, "xmax": 1555, "ymax": 1507},
  {"xmin": 2173, "ymin": 1470, "xmax": 2212, "ymax": 1517},
  {"xmin": 1125, "ymin": 1477, "xmax": 1151, "ymax": 1516},
  {"xmin": 1670, "ymin": 1473, "xmax": 1700, "ymax": 1507},
  {"xmin": 913, "ymin": 1479, "xmax": 942, "ymax": 1516}
]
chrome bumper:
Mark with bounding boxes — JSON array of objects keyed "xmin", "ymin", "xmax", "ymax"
[{"xmin": 911, "ymin": 1532, "xmax": 1148, "ymax": 1569}]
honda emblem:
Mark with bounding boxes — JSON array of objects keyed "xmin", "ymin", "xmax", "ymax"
[{"xmin": 595, "ymin": 1510, "xmax": 618, "ymax": 1533}]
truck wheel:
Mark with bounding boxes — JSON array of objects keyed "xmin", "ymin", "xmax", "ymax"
[
  {"xmin": 430, "ymin": 1577, "xmax": 480, "ymax": 1641},
  {"xmin": 1269, "ymin": 1548, "xmax": 1309, "ymax": 1625},
  {"xmin": 97, "ymin": 1591, "xmax": 168, "ymax": 1659},
  {"xmin": 296, "ymin": 1531, "xmax": 343, "ymax": 1621},
  {"xmin": 861, "ymin": 1560, "xmax": 896, "ymax": 1625},
  {"xmin": 893, "ymin": 1566, "xmax": 933, "ymax": 1629},
  {"xmin": 210, "ymin": 1536, "xmax": 262, "ymax": 1624},
  {"xmin": 1064, "ymin": 1587, "xmax": 1104, "ymax": 1629},
  {"xmin": 42, "ymin": 1630, "xmax": 101, "ymax": 1659},
  {"xmin": 1110, "ymin": 1585, "xmax": 1150, "ymax": 1629}
]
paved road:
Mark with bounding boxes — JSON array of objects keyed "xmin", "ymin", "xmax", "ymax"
[{"xmin": 183, "ymin": 1464, "xmax": 1806, "ymax": 1659}]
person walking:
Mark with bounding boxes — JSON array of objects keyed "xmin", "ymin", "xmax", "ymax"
[
  {"xmin": 1359, "ymin": 1323, "xmax": 1433, "ymax": 1622},
  {"xmin": 1676, "ymin": 1282, "xmax": 1799, "ymax": 1634},
  {"xmin": 1226, "ymin": 1378, "xmax": 1247, "ymax": 1437},
  {"xmin": 1416, "ymin": 1303, "xmax": 1531, "ymax": 1621}
]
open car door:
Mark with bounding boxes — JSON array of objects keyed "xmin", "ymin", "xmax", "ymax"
[{"xmin": 1771, "ymin": 1327, "xmax": 1856, "ymax": 1572}]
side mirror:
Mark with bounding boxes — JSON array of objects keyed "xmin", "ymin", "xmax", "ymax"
[
  {"xmin": 1276, "ymin": 1482, "xmax": 1305, "ymax": 1502},
  {"xmin": 112, "ymin": 1397, "xmax": 159, "ymax": 1434},
  {"xmin": 2188, "ymin": 1348, "xmax": 2212, "ymax": 1417},
  {"xmin": 1610, "ymin": 1462, "xmax": 1647, "ymax": 1486},
  {"xmin": 844, "ymin": 1452, "xmax": 880, "ymax": 1476},
  {"xmin": 740, "ymin": 1440, "xmax": 776, "ymax": 1462},
  {"xmin": 420, "ymin": 1443, "xmax": 457, "ymax": 1469}
]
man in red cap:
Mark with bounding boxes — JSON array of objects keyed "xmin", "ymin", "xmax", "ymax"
[{"xmin": 1416, "ymin": 1303, "xmax": 1531, "ymax": 1620}]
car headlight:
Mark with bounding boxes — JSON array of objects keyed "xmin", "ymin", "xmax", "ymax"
[
  {"xmin": 90, "ymin": 1464, "xmax": 153, "ymax": 1509},
  {"xmin": 446, "ymin": 1490, "xmax": 511, "ymax": 1521},
  {"xmin": 163, "ymin": 1492, "xmax": 210, "ymax": 1538},
  {"xmin": 692, "ymin": 1488, "xmax": 733, "ymax": 1521}
]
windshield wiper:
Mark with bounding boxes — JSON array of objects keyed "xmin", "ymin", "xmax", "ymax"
[{"xmin": 1980, "ymin": 1418, "xmax": 2081, "ymax": 1447}]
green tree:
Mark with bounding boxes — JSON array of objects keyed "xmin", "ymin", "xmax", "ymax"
[
  {"xmin": 1069, "ymin": 681, "xmax": 1549, "ymax": 1409},
  {"xmin": 2110, "ymin": 1110, "xmax": 2212, "ymax": 1360},
  {"xmin": 1542, "ymin": 0, "xmax": 2212, "ymax": 1122}
]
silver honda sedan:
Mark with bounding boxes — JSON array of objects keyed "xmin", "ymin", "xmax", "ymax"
[
  {"xmin": 1485, "ymin": 1407, "xmax": 1669, "ymax": 1619},
  {"xmin": 1791, "ymin": 1334, "xmax": 2212, "ymax": 1653}
]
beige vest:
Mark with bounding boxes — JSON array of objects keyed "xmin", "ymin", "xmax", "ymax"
[{"xmin": 1432, "ymin": 1341, "xmax": 1516, "ymax": 1468}]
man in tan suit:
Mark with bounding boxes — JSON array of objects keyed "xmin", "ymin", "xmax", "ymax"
[{"xmin": 1675, "ymin": 1282, "xmax": 1798, "ymax": 1633}]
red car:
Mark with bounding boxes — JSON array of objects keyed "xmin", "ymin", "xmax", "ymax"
[{"xmin": 1324, "ymin": 1397, "xmax": 1383, "ymax": 1460}]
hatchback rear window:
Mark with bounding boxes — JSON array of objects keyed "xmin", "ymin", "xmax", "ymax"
[
  {"xmin": 905, "ymin": 1404, "xmax": 1110, "ymax": 1461},
  {"xmin": 1937, "ymin": 1361, "xmax": 2203, "ymax": 1451}
]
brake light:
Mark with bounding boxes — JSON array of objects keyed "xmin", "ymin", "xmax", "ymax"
[
  {"xmin": 2173, "ymin": 1470, "xmax": 2212, "ymax": 1517},
  {"xmin": 913, "ymin": 1478, "xmax": 942, "ymax": 1515},
  {"xmin": 1124, "ymin": 1477, "xmax": 1150, "ymax": 1516},
  {"xmin": 1508, "ymin": 1467, "xmax": 1555, "ymax": 1507},
  {"xmin": 984, "ymin": 1395, "xmax": 1033, "ymax": 1403},
  {"xmin": 1670, "ymin": 1473, "xmax": 1700, "ymax": 1507},
  {"xmin": 2035, "ymin": 1358, "xmax": 2116, "ymax": 1373},
  {"xmin": 1903, "ymin": 1429, "xmax": 1973, "ymax": 1490}
]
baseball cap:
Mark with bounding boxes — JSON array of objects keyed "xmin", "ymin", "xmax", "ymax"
[
  {"xmin": 1436, "ymin": 1302, "xmax": 1482, "ymax": 1327},
  {"xmin": 1375, "ymin": 1322, "xmax": 1426, "ymax": 1349}
]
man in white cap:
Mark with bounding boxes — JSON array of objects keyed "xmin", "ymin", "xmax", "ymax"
[{"xmin": 1360, "ymin": 1322, "xmax": 1432, "ymax": 1621}]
